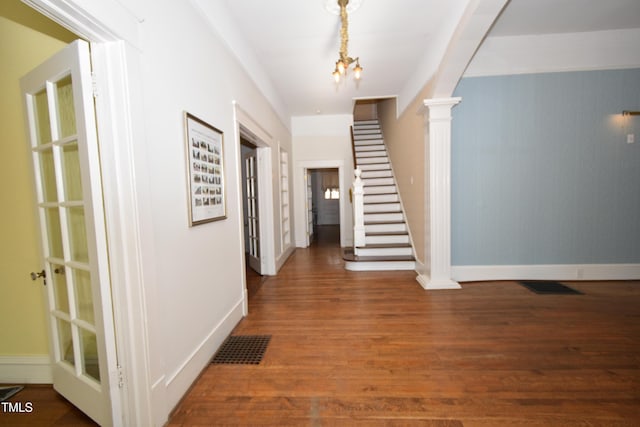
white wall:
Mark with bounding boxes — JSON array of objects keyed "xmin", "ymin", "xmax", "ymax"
[
  {"xmin": 465, "ymin": 29, "xmax": 640, "ymax": 77},
  {"xmin": 292, "ymin": 115, "xmax": 354, "ymax": 247},
  {"xmin": 88, "ymin": 1, "xmax": 293, "ymax": 423}
]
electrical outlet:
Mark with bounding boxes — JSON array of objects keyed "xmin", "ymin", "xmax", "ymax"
[{"xmin": 628, "ymin": 134, "xmax": 635, "ymax": 144}]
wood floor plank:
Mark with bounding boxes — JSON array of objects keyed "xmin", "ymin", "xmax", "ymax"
[
  {"xmin": 3, "ymin": 226, "xmax": 639, "ymax": 425},
  {"xmin": 169, "ymin": 226, "xmax": 640, "ymax": 425}
]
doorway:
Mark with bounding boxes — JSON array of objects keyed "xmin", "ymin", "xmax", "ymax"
[
  {"xmin": 296, "ymin": 160, "xmax": 348, "ymax": 248},
  {"xmin": 240, "ymin": 137, "xmax": 266, "ymax": 296},
  {"xmin": 308, "ymin": 168, "xmax": 341, "ymax": 247},
  {"xmin": 20, "ymin": 40, "xmax": 120, "ymax": 426},
  {"xmin": 3, "ymin": 1, "xmax": 156, "ymax": 425}
]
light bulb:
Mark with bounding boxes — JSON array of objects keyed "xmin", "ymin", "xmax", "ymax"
[
  {"xmin": 333, "ymin": 69, "xmax": 340, "ymax": 83},
  {"xmin": 337, "ymin": 60, "xmax": 345, "ymax": 75},
  {"xmin": 354, "ymin": 63, "xmax": 362, "ymax": 79}
]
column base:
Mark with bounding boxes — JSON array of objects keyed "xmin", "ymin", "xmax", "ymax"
[{"xmin": 416, "ymin": 274, "xmax": 462, "ymax": 290}]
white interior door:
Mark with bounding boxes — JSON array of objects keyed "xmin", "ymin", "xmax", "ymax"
[
  {"xmin": 244, "ymin": 153, "xmax": 261, "ymax": 273},
  {"xmin": 21, "ymin": 40, "xmax": 120, "ymax": 426},
  {"xmin": 306, "ymin": 170, "xmax": 314, "ymax": 245}
]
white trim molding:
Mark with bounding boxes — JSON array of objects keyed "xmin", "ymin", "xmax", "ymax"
[
  {"xmin": 452, "ymin": 264, "xmax": 640, "ymax": 282},
  {"xmin": 0, "ymin": 355, "xmax": 53, "ymax": 384},
  {"xmin": 295, "ymin": 160, "xmax": 348, "ymax": 248},
  {"xmin": 163, "ymin": 297, "xmax": 244, "ymax": 409},
  {"xmin": 418, "ymin": 97, "xmax": 462, "ymax": 290},
  {"xmin": 22, "ymin": 2, "xmax": 154, "ymax": 426}
]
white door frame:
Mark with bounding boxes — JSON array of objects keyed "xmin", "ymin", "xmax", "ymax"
[
  {"xmin": 233, "ymin": 103, "xmax": 277, "ymax": 281},
  {"xmin": 23, "ymin": 1, "xmax": 154, "ymax": 426},
  {"xmin": 295, "ymin": 160, "xmax": 347, "ymax": 248},
  {"xmin": 305, "ymin": 169, "xmax": 314, "ymax": 246}
]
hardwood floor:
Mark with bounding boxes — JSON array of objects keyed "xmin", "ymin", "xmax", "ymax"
[
  {"xmin": 3, "ymin": 226, "xmax": 639, "ymax": 426},
  {"xmin": 0, "ymin": 384, "xmax": 96, "ymax": 426},
  {"xmin": 169, "ymin": 227, "xmax": 640, "ymax": 426}
]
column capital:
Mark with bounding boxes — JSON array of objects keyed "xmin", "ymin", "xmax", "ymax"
[
  {"xmin": 423, "ymin": 97, "xmax": 462, "ymax": 120},
  {"xmin": 423, "ymin": 97, "xmax": 462, "ymax": 109}
]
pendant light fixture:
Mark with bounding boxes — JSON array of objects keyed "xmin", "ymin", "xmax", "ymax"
[{"xmin": 330, "ymin": 0, "xmax": 363, "ymax": 83}]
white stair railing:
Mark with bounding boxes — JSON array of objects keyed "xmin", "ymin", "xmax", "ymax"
[{"xmin": 353, "ymin": 168, "xmax": 366, "ymax": 248}]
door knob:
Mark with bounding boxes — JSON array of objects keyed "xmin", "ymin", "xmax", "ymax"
[{"xmin": 30, "ymin": 270, "xmax": 46, "ymax": 286}]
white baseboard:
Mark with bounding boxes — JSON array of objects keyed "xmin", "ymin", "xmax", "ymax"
[
  {"xmin": 414, "ymin": 259, "xmax": 427, "ymax": 277},
  {"xmin": 416, "ymin": 274, "xmax": 462, "ymax": 290},
  {"xmin": 452, "ymin": 263, "xmax": 640, "ymax": 282},
  {"xmin": 163, "ymin": 297, "xmax": 244, "ymax": 413},
  {"xmin": 150, "ymin": 375, "xmax": 168, "ymax": 427},
  {"xmin": 276, "ymin": 245, "xmax": 296, "ymax": 272},
  {"xmin": 0, "ymin": 355, "xmax": 52, "ymax": 384}
]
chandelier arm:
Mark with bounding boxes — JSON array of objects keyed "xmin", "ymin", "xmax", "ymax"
[{"xmin": 332, "ymin": 0, "xmax": 362, "ymax": 80}]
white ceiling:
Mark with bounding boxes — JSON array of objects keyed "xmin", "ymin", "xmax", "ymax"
[
  {"xmin": 490, "ymin": 0, "xmax": 640, "ymax": 36},
  {"xmin": 194, "ymin": 0, "xmax": 640, "ymax": 118}
]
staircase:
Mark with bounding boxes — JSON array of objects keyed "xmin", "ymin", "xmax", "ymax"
[{"xmin": 344, "ymin": 120, "xmax": 416, "ymax": 271}]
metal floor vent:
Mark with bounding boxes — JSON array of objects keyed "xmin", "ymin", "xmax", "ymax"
[
  {"xmin": 212, "ymin": 335, "xmax": 271, "ymax": 365},
  {"xmin": 0, "ymin": 386, "xmax": 23, "ymax": 402},
  {"xmin": 520, "ymin": 281, "xmax": 583, "ymax": 295}
]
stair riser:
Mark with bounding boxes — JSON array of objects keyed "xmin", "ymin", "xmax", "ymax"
[
  {"xmin": 353, "ymin": 130, "xmax": 382, "ymax": 139},
  {"xmin": 364, "ymin": 213, "xmax": 404, "ymax": 222},
  {"xmin": 355, "ymin": 145, "xmax": 385, "ymax": 152},
  {"xmin": 354, "ymin": 140, "xmax": 384, "ymax": 147},
  {"xmin": 353, "ymin": 124, "xmax": 380, "ymax": 130},
  {"xmin": 365, "ymin": 223, "xmax": 407, "ymax": 233},
  {"xmin": 357, "ymin": 157, "xmax": 388, "ymax": 165},
  {"xmin": 365, "ymin": 235, "xmax": 410, "ymax": 245},
  {"xmin": 359, "ymin": 163, "xmax": 391, "ymax": 171},
  {"xmin": 353, "ymin": 129, "xmax": 381, "ymax": 134},
  {"xmin": 356, "ymin": 151, "xmax": 387, "ymax": 158},
  {"xmin": 353, "ymin": 135, "xmax": 384, "ymax": 145},
  {"xmin": 364, "ymin": 194, "xmax": 398, "ymax": 203},
  {"xmin": 360, "ymin": 170, "xmax": 392, "ymax": 178},
  {"xmin": 355, "ymin": 247, "xmax": 413, "ymax": 257},
  {"xmin": 364, "ymin": 202, "xmax": 401, "ymax": 212},
  {"xmin": 364, "ymin": 185, "xmax": 396, "ymax": 194},
  {"xmin": 345, "ymin": 260, "xmax": 416, "ymax": 271},
  {"xmin": 363, "ymin": 177, "xmax": 394, "ymax": 186}
]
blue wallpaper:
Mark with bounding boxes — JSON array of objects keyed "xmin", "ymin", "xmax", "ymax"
[{"xmin": 452, "ymin": 68, "xmax": 640, "ymax": 265}]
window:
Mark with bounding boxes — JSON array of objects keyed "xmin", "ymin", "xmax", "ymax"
[
  {"xmin": 321, "ymin": 170, "xmax": 339, "ymax": 200},
  {"xmin": 324, "ymin": 188, "xmax": 339, "ymax": 200}
]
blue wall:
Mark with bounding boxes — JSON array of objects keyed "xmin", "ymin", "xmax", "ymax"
[{"xmin": 451, "ymin": 68, "xmax": 640, "ymax": 266}]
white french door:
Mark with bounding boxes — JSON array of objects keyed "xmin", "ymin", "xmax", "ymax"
[
  {"xmin": 306, "ymin": 170, "xmax": 314, "ymax": 245},
  {"xmin": 244, "ymin": 153, "xmax": 262, "ymax": 274},
  {"xmin": 21, "ymin": 40, "xmax": 120, "ymax": 426}
]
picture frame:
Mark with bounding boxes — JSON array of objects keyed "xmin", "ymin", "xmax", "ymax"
[{"xmin": 184, "ymin": 112, "xmax": 227, "ymax": 225}]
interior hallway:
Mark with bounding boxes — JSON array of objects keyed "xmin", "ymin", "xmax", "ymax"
[
  {"xmin": 169, "ymin": 225, "xmax": 640, "ymax": 426},
  {"xmin": 2, "ymin": 226, "xmax": 639, "ymax": 425}
]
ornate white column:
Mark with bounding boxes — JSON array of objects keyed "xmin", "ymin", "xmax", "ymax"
[{"xmin": 418, "ymin": 97, "xmax": 462, "ymax": 290}]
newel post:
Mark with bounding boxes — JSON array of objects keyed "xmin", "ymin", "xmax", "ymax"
[{"xmin": 353, "ymin": 168, "xmax": 366, "ymax": 247}]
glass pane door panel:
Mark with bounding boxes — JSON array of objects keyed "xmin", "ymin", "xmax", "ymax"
[
  {"xmin": 67, "ymin": 207, "xmax": 89, "ymax": 263},
  {"xmin": 55, "ymin": 75, "xmax": 77, "ymax": 138},
  {"xmin": 56, "ymin": 318, "xmax": 75, "ymax": 366},
  {"xmin": 79, "ymin": 329, "xmax": 100, "ymax": 382},
  {"xmin": 73, "ymin": 268, "xmax": 95, "ymax": 325},
  {"xmin": 44, "ymin": 208, "xmax": 64, "ymax": 258},
  {"xmin": 51, "ymin": 263, "xmax": 69, "ymax": 314},
  {"xmin": 39, "ymin": 148, "xmax": 58, "ymax": 202},
  {"xmin": 62, "ymin": 142, "xmax": 83, "ymax": 201},
  {"xmin": 34, "ymin": 89, "xmax": 52, "ymax": 145}
]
